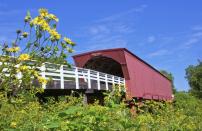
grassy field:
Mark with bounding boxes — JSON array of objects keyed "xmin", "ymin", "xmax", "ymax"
[{"xmin": 0, "ymin": 91, "xmax": 202, "ymax": 130}]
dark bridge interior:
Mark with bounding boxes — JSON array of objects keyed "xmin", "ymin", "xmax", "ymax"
[{"xmin": 84, "ymin": 56, "xmax": 124, "ymax": 77}]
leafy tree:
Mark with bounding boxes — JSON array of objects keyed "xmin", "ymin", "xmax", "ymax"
[
  {"xmin": 185, "ymin": 61, "xmax": 202, "ymax": 98},
  {"xmin": 160, "ymin": 70, "xmax": 176, "ymax": 94}
]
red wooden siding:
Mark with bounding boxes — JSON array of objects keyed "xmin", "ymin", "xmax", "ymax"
[{"xmin": 73, "ymin": 48, "xmax": 172, "ymax": 100}]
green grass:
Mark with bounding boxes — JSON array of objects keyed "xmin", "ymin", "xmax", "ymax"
[{"xmin": 0, "ymin": 92, "xmax": 202, "ymax": 130}]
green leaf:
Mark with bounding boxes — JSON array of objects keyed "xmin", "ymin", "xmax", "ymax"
[
  {"xmin": 45, "ymin": 122, "xmax": 60, "ymax": 129},
  {"xmin": 58, "ymin": 106, "xmax": 83, "ymax": 117}
]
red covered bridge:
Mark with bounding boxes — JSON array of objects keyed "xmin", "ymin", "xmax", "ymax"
[{"xmin": 73, "ymin": 48, "xmax": 173, "ymax": 101}]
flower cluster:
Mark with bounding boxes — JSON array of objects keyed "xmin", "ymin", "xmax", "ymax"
[
  {"xmin": 18, "ymin": 54, "xmax": 30, "ymax": 61},
  {"xmin": 0, "ymin": 8, "xmax": 75, "ymax": 95},
  {"xmin": 17, "ymin": 65, "xmax": 29, "ymax": 72},
  {"xmin": 30, "ymin": 16, "xmax": 50, "ymax": 30},
  {"xmin": 29, "ymin": 8, "xmax": 61, "ymax": 41},
  {"xmin": 37, "ymin": 76, "xmax": 47, "ymax": 85},
  {"xmin": 63, "ymin": 37, "xmax": 75, "ymax": 46},
  {"xmin": 32, "ymin": 70, "xmax": 47, "ymax": 85},
  {"xmin": 39, "ymin": 8, "xmax": 48, "ymax": 17},
  {"xmin": 49, "ymin": 29, "xmax": 61, "ymax": 41},
  {"xmin": 47, "ymin": 14, "xmax": 59, "ymax": 22},
  {"xmin": 39, "ymin": 8, "xmax": 58, "ymax": 22},
  {"xmin": 6, "ymin": 47, "xmax": 20, "ymax": 52}
]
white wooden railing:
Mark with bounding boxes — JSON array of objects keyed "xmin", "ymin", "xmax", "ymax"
[
  {"xmin": 0, "ymin": 61, "xmax": 125, "ymax": 91},
  {"xmin": 40, "ymin": 63, "xmax": 125, "ymax": 91}
]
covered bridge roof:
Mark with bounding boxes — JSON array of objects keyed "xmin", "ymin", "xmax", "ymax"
[{"xmin": 73, "ymin": 48, "xmax": 170, "ymax": 81}]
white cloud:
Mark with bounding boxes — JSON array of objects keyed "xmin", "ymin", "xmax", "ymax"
[
  {"xmin": 74, "ymin": 37, "xmax": 127, "ymax": 54},
  {"xmin": 192, "ymin": 25, "xmax": 202, "ymax": 31},
  {"xmin": 94, "ymin": 4, "xmax": 148, "ymax": 23},
  {"xmin": 185, "ymin": 38, "xmax": 200, "ymax": 46},
  {"xmin": 115, "ymin": 24, "xmax": 134, "ymax": 33},
  {"xmin": 76, "ymin": 23, "xmax": 135, "ymax": 52},
  {"xmin": 88, "ymin": 25, "xmax": 111, "ymax": 35},
  {"xmin": 191, "ymin": 32, "xmax": 202, "ymax": 37},
  {"xmin": 148, "ymin": 49, "xmax": 168, "ymax": 57},
  {"xmin": 184, "ymin": 31, "xmax": 202, "ymax": 47},
  {"xmin": 79, "ymin": 23, "xmax": 131, "ymax": 51},
  {"xmin": 87, "ymin": 23, "xmax": 133, "ymax": 36},
  {"xmin": 147, "ymin": 36, "xmax": 156, "ymax": 43},
  {"xmin": 134, "ymin": 4, "xmax": 148, "ymax": 12},
  {"xmin": 74, "ymin": 4, "xmax": 148, "ymax": 53},
  {"xmin": 88, "ymin": 39, "xmax": 127, "ymax": 50}
]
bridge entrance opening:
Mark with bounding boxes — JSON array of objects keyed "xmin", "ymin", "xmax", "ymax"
[
  {"xmin": 84, "ymin": 56, "xmax": 124, "ymax": 77},
  {"xmin": 83, "ymin": 56, "xmax": 125, "ymax": 104}
]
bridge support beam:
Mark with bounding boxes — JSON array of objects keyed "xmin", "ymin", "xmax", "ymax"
[{"xmin": 83, "ymin": 89, "xmax": 105, "ymax": 105}]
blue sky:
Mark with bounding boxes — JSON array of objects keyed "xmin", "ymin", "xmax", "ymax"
[{"xmin": 0, "ymin": 0, "xmax": 202, "ymax": 91}]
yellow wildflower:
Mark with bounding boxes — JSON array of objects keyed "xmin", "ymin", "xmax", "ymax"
[
  {"xmin": 13, "ymin": 47, "xmax": 20, "ymax": 52},
  {"xmin": 18, "ymin": 54, "xmax": 30, "ymax": 61},
  {"xmin": 31, "ymin": 16, "xmax": 42, "ymax": 25},
  {"xmin": 33, "ymin": 71, "xmax": 39, "ymax": 77},
  {"xmin": 22, "ymin": 32, "xmax": 28, "ymax": 38},
  {"xmin": 19, "ymin": 65, "xmax": 29, "ymax": 71},
  {"xmin": 66, "ymin": 47, "xmax": 74, "ymax": 53},
  {"xmin": 63, "ymin": 37, "xmax": 75, "ymax": 46},
  {"xmin": 6, "ymin": 47, "xmax": 20, "ymax": 52},
  {"xmin": 48, "ymin": 14, "xmax": 59, "ymax": 22},
  {"xmin": 15, "ymin": 47, "xmax": 20, "ymax": 52},
  {"xmin": 41, "ymin": 21, "xmax": 50, "ymax": 31},
  {"xmin": 37, "ymin": 76, "xmax": 47, "ymax": 85},
  {"xmin": 10, "ymin": 122, "xmax": 17, "ymax": 128},
  {"xmin": 48, "ymin": 29, "xmax": 61, "ymax": 41},
  {"xmin": 31, "ymin": 16, "xmax": 51, "ymax": 31},
  {"xmin": 39, "ymin": 8, "xmax": 48, "ymax": 17},
  {"xmin": 55, "ymin": 33, "xmax": 61, "ymax": 40}
]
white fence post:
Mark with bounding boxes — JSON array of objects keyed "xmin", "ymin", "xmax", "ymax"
[
  {"xmin": 112, "ymin": 76, "xmax": 115, "ymax": 86},
  {"xmin": 105, "ymin": 74, "xmax": 108, "ymax": 90},
  {"xmin": 88, "ymin": 69, "xmax": 91, "ymax": 89},
  {"xmin": 15, "ymin": 64, "xmax": 22, "ymax": 86},
  {"xmin": 118, "ymin": 77, "xmax": 121, "ymax": 91},
  {"xmin": 97, "ymin": 72, "xmax": 100, "ymax": 90},
  {"xmin": 75, "ymin": 67, "xmax": 79, "ymax": 89},
  {"xmin": 15, "ymin": 64, "xmax": 22, "ymax": 79},
  {"xmin": 41, "ymin": 63, "xmax": 46, "ymax": 89},
  {"xmin": 60, "ymin": 65, "xmax": 64, "ymax": 89},
  {"xmin": 123, "ymin": 79, "xmax": 126, "ymax": 92}
]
